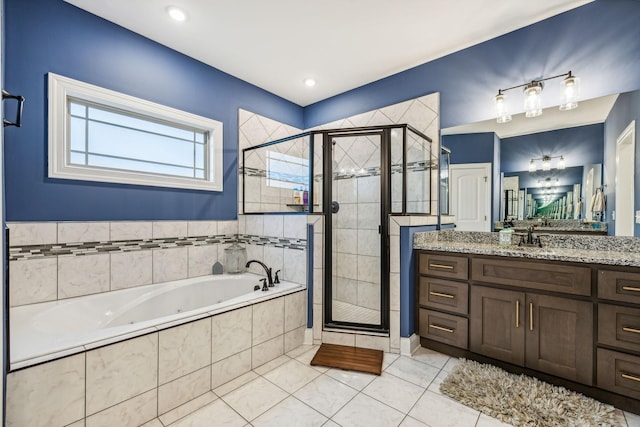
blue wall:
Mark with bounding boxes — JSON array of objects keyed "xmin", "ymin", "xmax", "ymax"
[
  {"xmin": 500, "ymin": 124, "xmax": 604, "ymax": 173},
  {"xmin": 304, "ymin": 1, "xmax": 640, "ymax": 130},
  {"xmin": 3, "ymin": 0, "xmax": 303, "ymax": 221},
  {"xmin": 604, "ymin": 89, "xmax": 640, "ymax": 236}
]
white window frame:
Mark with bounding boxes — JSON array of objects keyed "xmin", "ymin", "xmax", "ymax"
[{"xmin": 48, "ymin": 72, "xmax": 223, "ymax": 191}]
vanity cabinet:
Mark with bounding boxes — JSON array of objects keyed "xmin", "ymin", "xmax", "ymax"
[{"xmin": 469, "ymin": 286, "xmax": 593, "ymax": 385}]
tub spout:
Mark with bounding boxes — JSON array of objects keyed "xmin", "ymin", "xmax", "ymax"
[{"xmin": 246, "ymin": 260, "xmax": 274, "ymax": 287}]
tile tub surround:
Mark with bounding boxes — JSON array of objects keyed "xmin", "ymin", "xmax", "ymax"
[
  {"xmin": 8, "ymin": 218, "xmax": 308, "ymax": 307},
  {"xmin": 6, "ymin": 290, "xmax": 308, "ymax": 427},
  {"xmin": 413, "ymin": 229, "xmax": 640, "ymax": 267}
]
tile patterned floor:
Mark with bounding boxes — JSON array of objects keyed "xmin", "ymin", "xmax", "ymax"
[{"xmin": 141, "ymin": 345, "xmax": 640, "ymax": 427}]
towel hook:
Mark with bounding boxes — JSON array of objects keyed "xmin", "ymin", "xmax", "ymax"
[{"xmin": 2, "ymin": 89, "xmax": 25, "ymax": 128}]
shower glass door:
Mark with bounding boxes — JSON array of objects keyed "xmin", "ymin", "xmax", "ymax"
[{"xmin": 326, "ymin": 130, "xmax": 388, "ymax": 331}]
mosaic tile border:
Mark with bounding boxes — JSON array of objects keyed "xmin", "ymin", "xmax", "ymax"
[{"xmin": 10, "ymin": 234, "xmax": 307, "ymax": 261}]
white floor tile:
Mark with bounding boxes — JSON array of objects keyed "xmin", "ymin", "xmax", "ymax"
[
  {"xmin": 221, "ymin": 377, "xmax": 288, "ymax": 421},
  {"xmin": 626, "ymin": 411, "xmax": 640, "ymax": 427},
  {"xmin": 254, "ymin": 355, "xmax": 292, "ymax": 375},
  {"xmin": 140, "ymin": 419, "xmax": 164, "ymax": 427},
  {"xmin": 385, "ymin": 357, "xmax": 441, "ymax": 388},
  {"xmin": 295, "ymin": 347, "xmax": 328, "ymax": 372},
  {"xmin": 475, "ymin": 413, "xmax": 513, "ymax": 427},
  {"xmin": 168, "ymin": 399, "xmax": 246, "ymax": 427},
  {"xmin": 408, "ymin": 390, "xmax": 480, "ymax": 427},
  {"xmin": 287, "ymin": 344, "xmax": 318, "ymax": 359},
  {"xmin": 427, "ymin": 370, "xmax": 449, "ymax": 395},
  {"xmin": 332, "ymin": 393, "xmax": 405, "ymax": 427},
  {"xmin": 362, "ymin": 373, "xmax": 425, "ymax": 413},
  {"xmin": 322, "ymin": 421, "xmax": 341, "ymax": 427},
  {"xmin": 325, "ymin": 368, "xmax": 377, "ymax": 391},
  {"xmin": 294, "ymin": 374, "xmax": 358, "ymax": 417},
  {"xmin": 410, "ymin": 347, "xmax": 450, "ymax": 370},
  {"xmin": 399, "ymin": 416, "xmax": 430, "ymax": 426},
  {"xmin": 252, "ymin": 396, "xmax": 327, "ymax": 427},
  {"xmin": 263, "ymin": 359, "xmax": 322, "ymax": 393},
  {"xmin": 159, "ymin": 391, "xmax": 217, "ymax": 425},
  {"xmin": 382, "ymin": 352, "xmax": 400, "ymax": 370},
  {"xmin": 441, "ymin": 357, "xmax": 460, "ymax": 373},
  {"xmin": 213, "ymin": 371, "xmax": 259, "ymax": 397}
]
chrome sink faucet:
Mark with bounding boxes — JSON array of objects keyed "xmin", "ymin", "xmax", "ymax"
[{"xmin": 246, "ymin": 260, "xmax": 274, "ymax": 287}]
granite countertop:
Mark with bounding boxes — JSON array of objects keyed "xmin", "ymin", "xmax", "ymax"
[{"xmin": 414, "ymin": 240, "xmax": 640, "ymax": 267}]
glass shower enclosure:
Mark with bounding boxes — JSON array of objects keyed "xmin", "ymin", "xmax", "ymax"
[{"xmin": 242, "ymin": 124, "xmax": 435, "ymax": 333}]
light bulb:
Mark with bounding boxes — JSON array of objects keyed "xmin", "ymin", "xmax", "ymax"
[
  {"xmin": 524, "ymin": 81, "xmax": 543, "ymax": 118},
  {"xmin": 494, "ymin": 92, "xmax": 512, "ymax": 123},
  {"xmin": 304, "ymin": 78, "xmax": 316, "ymax": 87},
  {"xmin": 167, "ymin": 6, "xmax": 187, "ymax": 21},
  {"xmin": 560, "ymin": 74, "xmax": 580, "ymax": 111},
  {"xmin": 529, "ymin": 159, "xmax": 537, "ymax": 172},
  {"xmin": 558, "ymin": 156, "xmax": 565, "ymax": 169}
]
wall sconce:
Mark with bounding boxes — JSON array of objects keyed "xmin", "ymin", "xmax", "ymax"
[
  {"xmin": 529, "ymin": 155, "xmax": 565, "ymax": 172},
  {"xmin": 494, "ymin": 71, "xmax": 580, "ymax": 123}
]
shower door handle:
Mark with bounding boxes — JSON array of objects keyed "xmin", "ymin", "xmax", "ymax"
[{"xmin": 331, "ymin": 201, "xmax": 340, "ymax": 213}]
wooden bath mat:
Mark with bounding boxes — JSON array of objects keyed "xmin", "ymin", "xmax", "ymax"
[{"xmin": 310, "ymin": 343, "xmax": 383, "ymax": 375}]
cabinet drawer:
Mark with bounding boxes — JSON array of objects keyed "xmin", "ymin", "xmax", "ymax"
[
  {"xmin": 471, "ymin": 257, "xmax": 591, "ymax": 296},
  {"xmin": 419, "ymin": 253, "xmax": 468, "ymax": 280},
  {"xmin": 599, "ymin": 304, "xmax": 640, "ymax": 353},
  {"xmin": 598, "ymin": 270, "xmax": 640, "ymax": 305},
  {"xmin": 419, "ymin": 308, "xmax": 468, "ymax": 349},
  {"xmin": 419, "ymin": 277, "xmax": 468, "ymax": 315},
  {"xmin": 597, "ymin": 348, "xmax": 640, "ymax": 400}
]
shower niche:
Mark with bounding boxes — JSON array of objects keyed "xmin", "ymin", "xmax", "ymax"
[{"xmin": 242, "ymin": 124, "xmax": 436, "ymax": 333}]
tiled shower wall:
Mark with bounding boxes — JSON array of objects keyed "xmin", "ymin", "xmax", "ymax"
[{"xmin": 9, "ymin": 218, "xmax": 308, "ymax": 308}]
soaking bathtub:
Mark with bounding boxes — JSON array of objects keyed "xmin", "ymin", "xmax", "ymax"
[{"xmin": 10, "ymin": 272, "xmax": 304, "ymax": 369}]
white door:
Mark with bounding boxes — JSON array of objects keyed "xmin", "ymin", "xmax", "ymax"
[
  {"xmin": 450, "ymin": 163, "xmax": 491, "ymax": 231},
  {"xmin": 615, "ymin": 121, "xmax": 636, "ymax": 236}
]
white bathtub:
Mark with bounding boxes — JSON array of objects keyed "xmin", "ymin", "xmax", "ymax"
[{"xmin": 10, "ymin": 272, "xmax": 304, "ymax": 370}]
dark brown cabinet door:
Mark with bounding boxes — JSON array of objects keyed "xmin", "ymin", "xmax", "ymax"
[
  {"xmin": 470, "ymin": 286, "xmax": 525, "ymax": 365},
  {"xmin": 525, "ymin": 294, "xmax": 593, "ymax": 385}
]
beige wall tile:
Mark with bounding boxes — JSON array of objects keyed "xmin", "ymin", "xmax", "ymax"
[
  {"xmin": 187, "ymin": 221, "xmax": 218, "ymax": 237},
  {"xmin": 110, "ymin": 221, "xmax": 153, "ymax": 241},
  {"xmin": 152, "ymin": 221, "xmax": 188, "ymax": 239},
  {"xmin": 217, "ymin": 220, "xmax": 238, "ymax": 236},
  {"xmin": 8, "ymin": 222, "xmax": 57, "ymax": 246},
  {"xmin": 211, "ymin": 349, "xmax": 252, "ymax": 389},
  {"xmin": 263, "ymin": 215, "xmax": 284, "ymax": 238},
  {"xmin": 152, "ymin": 247, "xmax": 188, "ymax": 283},
  {"xmin": 188, "ymin": 244, "xmax": 218, "ymax": 277},
  {"xmin": 252, "ymin": 298, "xmax": 284, "ymax": 345},
  {"xmin": 284, "ymin": 290, "xmax": 307, "ymax": 332},
  {"xmin": 355, "ymin": 335, "xmax": 390, "ymax": 353},
  {"xmin": 9, "ymin": 258, "xmax": 57, "ymax": 306},
  {"xmin": 159, "ymin": 318, "xmax": 211, "ymax": 384},
  {"xmin": 211, "ymin": 306, "xmax": 252, "ymax": 363},
  {"xmin": 58, "ymin": 222, "xmax": 110, "ymax": 244},
  {"xmin": 322, "ymin": 331, "xmax": 355, "ymax": 347},
  {"xmin": 284, "ymin": 326, "xmax": 306, "ymax": 353},
  {"xmin": 158, "ymin": 366, "xmax": 211, "ymax": 414},
  {"xmin": 284, "ymin": 215, "xmax": 307, "ymax": 239},
  {"xmin": 251, "ymin": 335, "xmax": 284, "ymax": 369},
  {"xmin": 111, "ymin": 250, "xmax": 152, "ymax": 290},
  {"xmin": 283, "ymin": 248, "xmax": 306, "ymax": 285},
  {"xmin": 86, "ymin": 334, "xmax": 158, "ymax": 415},
  {"xmin": 58, "ymin": 254, "xmax": 110, "ymax": 299},
  {"xmin": 85, "ymin": 389, "xmax": 157, "ymax": 427},
  {"xmin": 6, "ymin": 353, "xmax": 85, "ymax": 427}
]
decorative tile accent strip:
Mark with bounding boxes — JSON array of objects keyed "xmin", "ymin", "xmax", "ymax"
[{"xmin": 10, "ymin": 234, "xmax": 307, "ymax": 261}]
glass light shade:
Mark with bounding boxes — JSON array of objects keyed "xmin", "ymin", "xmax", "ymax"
[
  {"xmin": 558, "ymin": 156, "xmax": 566, "ymax": 169},
  {"xmin": 529, "ymin": 159, "xmax": 537, "ymax": 172},
  {"xmin": 559, "ymin": 75, "xmax": 580, "ymax": 111},
  {"xmin": 545, "ymin": 179, "xmax": 551, "ymax": 188},
  {"xmin": 542, "ymin": 157, "xmax": 551, "ymax": 171},
  {"xmin": 494, "ymin": 93, "xmax": 512, "ymax": 123},
  {"xmin": 524, "ymin": 82, "xmax": 543, "ymax": 118}
]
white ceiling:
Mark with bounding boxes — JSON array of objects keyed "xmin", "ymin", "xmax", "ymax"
[
  {"xmin": 442, "ymin": 94, "xmax": 619, "ymax": 139},
  {"xmin": 64, "ymin": 0, "xmax": 592, "ymax": 107}
]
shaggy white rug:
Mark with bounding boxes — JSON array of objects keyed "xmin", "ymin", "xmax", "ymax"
[{"xmin": 439, "ymin": 359, "xmax": 624, "ymax": 427}]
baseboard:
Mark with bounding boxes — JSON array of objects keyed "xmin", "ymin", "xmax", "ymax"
[
  {"xmin": 400, "ymin": 334, "xmax": 420, "ymax": 356},
  {"xmin": 304, "ymin": 328, "xmax": 314, "ymax": 345}
]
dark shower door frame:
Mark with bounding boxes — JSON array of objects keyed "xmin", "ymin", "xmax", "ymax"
[{"xmin": 321, "ymin": 127, "xmax": 391, "ymax": 334}]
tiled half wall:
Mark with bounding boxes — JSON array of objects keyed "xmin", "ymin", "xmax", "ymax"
[
  {"xmin": 6, "ymin": 291, "xmax": 307, "ymax": 427},
  {"xmin": 8, "ymin": 217, "xmax": 308, "ymax": 307}
]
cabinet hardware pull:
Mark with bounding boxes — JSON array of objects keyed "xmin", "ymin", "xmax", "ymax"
[
  {"xmin": 623, "ymin": 327, "xmax": 640, "ymax": 334},
  {"xmin": 429, "ymin": 291, "xmax": 455, "ymax": 299},
  {"xmin": 429, "ymin": 263, "xmax": 454, "ymax": 270},
  {"xmin": 622, "ymin": 372, "xmax": 640, "ymax": 383},
  {"xmin": 429, "ymin": 324, "xmax": 454, "ymax": 333},
  {"xmin": 622, "ymin": 286, "xmax": 640, "ymax": 293},
  {"xmin": 529, "ymin": 302, "xmax": 534, "ymax": 331},
  {"xmin": 516, "ymin": 300, "xmax": 520, "ymax": 328}
]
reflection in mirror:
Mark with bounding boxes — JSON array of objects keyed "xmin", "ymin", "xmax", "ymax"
[{"xmin": 440, "ymin": 146, "xmax": 451, "ymax": 215}]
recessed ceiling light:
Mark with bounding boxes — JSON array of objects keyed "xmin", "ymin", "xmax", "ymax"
[
  {"xmin": 167, "ymin": 6, "xmax": 187, "ymax": 22},
  {"xmin": 304, "ymin": 78, "xmax": 316, "ymax": 88}
]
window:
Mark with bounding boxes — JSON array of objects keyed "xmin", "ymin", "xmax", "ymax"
[
  {"xmin": 48, "ymin": 73, "xmax": 223, "ymax": 191},
  {"xmin": 265, "ymin": 150, "xmax": 309, "ymax": 190}
]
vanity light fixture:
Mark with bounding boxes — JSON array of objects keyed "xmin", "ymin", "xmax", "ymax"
[
  {"xmin": 538, "ymin": 177, "xmax": 560, "ymax": 188},
  {"xmin": 494, "ymin": 71, "xmax": 580, "ymax": 123},
  {"xmin": 529, "ymin": 155, "xmax": 566, "ymax": 172}
]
